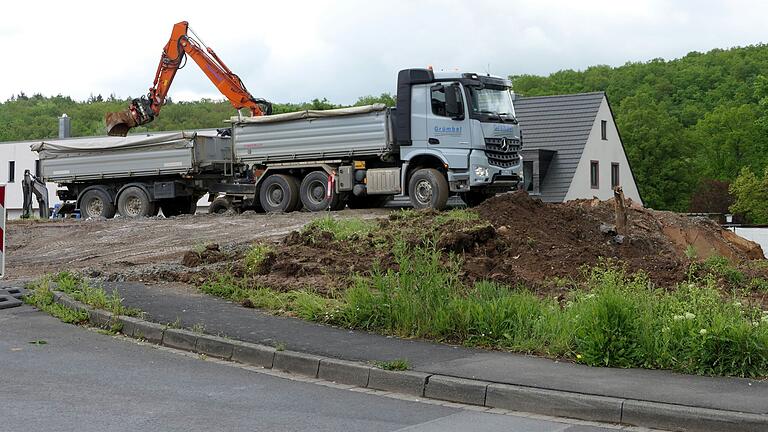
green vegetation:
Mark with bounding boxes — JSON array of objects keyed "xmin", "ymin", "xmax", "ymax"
[
  {"xmin": 202, "ymin": 238, "xmax": 768, "ymax": 377},
  {"xmin": 53, "ymin": 272, "xmax": 140, "ymax": 317},
  {"xmin": 244, "ymin": 243, "xmax": 274, "ymax": 274},
  {"xmin": 24, "ymin": 281, "xmax": 89, "ymax": 324},
  {"xmin": 302, "ymin": 216, "xmax": 377, "ymax": 241},
  {"xmin": 512, "ymin": 44, "xmax": 768, "ymax": 212},
  {"xmin": 0, "ymin": 92, "xmax": 394, "ymax": 141},
  {"xmin": 374, "ymin": 359, "xmax": 410, "ymax": 371},
  {"xmin": 24, "ymin": 272, "xmax": 139, "ymax": 326},
  {"xmin": 730, "ymin": 167, "xmax": 768, "ymax": 224}
]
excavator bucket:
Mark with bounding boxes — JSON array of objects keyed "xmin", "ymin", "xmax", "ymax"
[{"xmin": 105, "ymin": 109, "xmax": 137, "ymax": 137}]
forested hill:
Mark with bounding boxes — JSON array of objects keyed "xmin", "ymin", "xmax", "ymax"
[
  {"xmin": 512, "ymin": 44, "xmax": 768, "ymax": 211},
  {"xmin": 0, "ymin": 94, "xmax": 395, "ymax": 144}
]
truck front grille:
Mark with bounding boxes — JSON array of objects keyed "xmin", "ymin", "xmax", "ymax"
[{"xmin": 484, "ymin": 137, "xmax": 521, "ymax": 168}]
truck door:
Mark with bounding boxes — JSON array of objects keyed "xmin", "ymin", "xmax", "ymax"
[{"xmin": 426, "ymin": 82, "xmax": 471, "ymax": 151}]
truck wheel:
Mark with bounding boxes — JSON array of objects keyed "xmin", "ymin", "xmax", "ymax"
[
  {"xmin": 80, "ymin": 188, "xmax": 116, "ymax": 219},
  {"xmin": 408, "ymin": 168, "xmax": 449, "ymax": 210},
  {"xmin": 117, "ymin": 186, "xmax": 155, "ymax": 218},
  {"xmin": 209, "ymin": 197, "xmax": 231, "ymax": 214},
  {"xmin": 259, "ymin": 174, "xmax": 300, "ymax": 213},
  {"xmin": 460, "ymin": 192, "xmax": 490, "ymax": 207},
  {"xmin": 300, "ymin": 171, "xmax": 339, "ymax": 212}
]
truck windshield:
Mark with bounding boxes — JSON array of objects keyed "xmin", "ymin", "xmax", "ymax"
[{"xmin": 467, "ymin": 87, "xmax": 516, "ymax": 120}]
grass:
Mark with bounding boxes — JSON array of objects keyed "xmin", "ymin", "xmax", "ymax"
[
  {"xmin": 302, "ymin": 216, "xmax": 377, "ymax": 241},
  {"xmin": 25, "ymin": 273, "xmax": 140, "ymax": 329},
  {"xmin": 375, "ymin": 359, "xmax": 410, "ymax": 371},
  {"xmin": 201, "ymin": 237, "xmax": 768, "ymax": 378},
  {"xmin": 244, "ymin": 243, "xmax": 274, "ymax": 274}
]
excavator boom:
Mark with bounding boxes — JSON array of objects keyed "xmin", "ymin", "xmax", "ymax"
[{"xmin": 106, "ymin": 21, "xmax": 271, "ymax": 136}]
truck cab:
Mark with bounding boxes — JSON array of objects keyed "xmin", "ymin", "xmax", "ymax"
[{"xmin": 394, "ymin": 68, "xmax": 522, "ymax": 208}]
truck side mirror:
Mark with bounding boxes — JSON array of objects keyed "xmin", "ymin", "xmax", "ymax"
[{"xmin": 445, "ymin": 83, "xmax": 464, "ymax": 120}]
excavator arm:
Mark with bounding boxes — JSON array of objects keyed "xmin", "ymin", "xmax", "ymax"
[{"xmin": 106, "ymin": 21, "xmax": 271, "ymax": 136}]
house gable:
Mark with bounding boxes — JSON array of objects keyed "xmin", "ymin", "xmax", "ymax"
[{"xmin": 563, "ymin": 96, "xmax": 643, "ymax": 205}]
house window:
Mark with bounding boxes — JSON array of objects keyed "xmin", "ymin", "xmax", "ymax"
[
  {"xmin": 8, "ymin": 161, "xmax": 15, "ymax": 183},
  {"xmin": 590, "ymin": 160, "xmax": 599, "ymax": 189},
  {"xmin": 601, "ymin": 120, "xmax": 607, "ymax": 140},
  {"xmin": 611, "ymin": 163, "xmax": 620, "ymax": 188}
]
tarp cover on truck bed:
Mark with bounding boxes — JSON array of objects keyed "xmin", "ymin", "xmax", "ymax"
[
  {"xmin": 231, "ymin": 103, "xmax": 387, "ymax": 124},
  {"xmin": 31, "ymin": 132, "xmax": 196, "ymax": 159}
]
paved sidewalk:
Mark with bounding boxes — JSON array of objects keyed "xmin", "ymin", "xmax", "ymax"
[{"xmin": 106, "ymin": 281, "xmax": 768, "ymax": 416}]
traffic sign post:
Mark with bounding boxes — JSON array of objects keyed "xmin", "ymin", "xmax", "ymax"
[{"xmin": 0, "ymin": 183, "xmax": 5, "ymax": 279}]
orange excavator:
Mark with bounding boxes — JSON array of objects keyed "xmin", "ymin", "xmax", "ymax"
[{"xmin": 105, "ymin": 21, "xmax": 271, "ymax": 136}]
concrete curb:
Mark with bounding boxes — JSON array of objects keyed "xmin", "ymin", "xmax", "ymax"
[{"xmin": 48, "ymin": 290, "xmax": 768, "ymax": 432}]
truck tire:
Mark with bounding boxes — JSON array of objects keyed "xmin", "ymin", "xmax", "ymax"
[
  {"xmin": 408, "ymin": 168, "xmax": 449, "ymax": 210},
  {"xmin": 209, "ymin": 197, "xmax": 231, "ymax": 214},
  {"xmin": 300, "ymin": 171, "xmax": 340, "ymax": 212},
  {"xmin": 79, "ymin": 188, "xmax": 116, "ymax": 219},
  {"xmin": 460, "ymin": 191, "xmax": 490, "ymax": 207},
  {"xmin": 117, "ymin": 186, "xmax": 155, "ymax": 218},
  {"xmin": 259, "ymin": 174, "xmax": 300, "ymax": 213}
]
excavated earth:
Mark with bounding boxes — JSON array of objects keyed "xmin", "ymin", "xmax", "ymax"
[{"xmin": 179, "ymin": 192, "xmax": 767, "ymax": 299}]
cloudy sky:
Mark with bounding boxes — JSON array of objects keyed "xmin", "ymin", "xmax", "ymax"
[{"xmin": 1, "ymin": 0, "xmax": 765, "ymax": 105}]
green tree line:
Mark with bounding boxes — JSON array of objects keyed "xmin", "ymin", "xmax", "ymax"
[
  {"xmin": 512, "ymin": 44, "xmax": 768, "ymax": 213},
  {"xmin": 0, "ymin": 93, "xmax": 395, "ymax": 141}
]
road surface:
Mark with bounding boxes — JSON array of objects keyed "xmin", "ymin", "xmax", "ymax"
[{"xmin": 0, "ymin": 306, "xmax": 651, "ymax": 432}]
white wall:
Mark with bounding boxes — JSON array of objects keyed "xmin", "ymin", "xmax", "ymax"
[
  {"xmin": 0, "ymin": 141, "xmax": 60, "ymax": 218},
  {"xmin": 563, "ymin": 97, "xmax": 643, "ymax": 205},
  {"xmin": 732, "ymin": 227, "xmax": 768, "ymax": 259}
]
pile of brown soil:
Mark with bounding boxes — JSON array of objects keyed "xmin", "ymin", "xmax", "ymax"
[{"xmin": 183, "ymin": 191, "xmax": 766, "ymax": 295}]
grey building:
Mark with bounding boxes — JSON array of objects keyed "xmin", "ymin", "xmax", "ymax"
[{"xmin": 515, "ymin": 92, "xmax": 643, "ymax": 205}]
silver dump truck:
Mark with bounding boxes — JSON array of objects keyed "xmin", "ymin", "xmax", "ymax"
[{"xmin": 33, "ymin": 68, "xmax": 523, "ymax": 218}]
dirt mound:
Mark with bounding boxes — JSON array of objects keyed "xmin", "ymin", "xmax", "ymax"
[{"xmin": 182, "ymin": 191, "xmax": 765, "ymax": 294}]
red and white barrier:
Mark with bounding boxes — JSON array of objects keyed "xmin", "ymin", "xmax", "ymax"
[{"xmin": 0, "ymin": 184, "xmax": 5, "ymax": 278}]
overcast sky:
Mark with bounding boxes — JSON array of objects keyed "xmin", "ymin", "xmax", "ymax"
[{"xmin": 1, "ymin": 0, "xmax": 765, "ymax": 105}]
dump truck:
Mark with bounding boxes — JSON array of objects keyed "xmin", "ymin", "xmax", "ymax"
[{"xmin": 31, "ymin": 68, "xmax": 523, "ymax": 218}]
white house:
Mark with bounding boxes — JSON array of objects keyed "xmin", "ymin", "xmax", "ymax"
[
  {"xmin": 515, "ymin": 92, "xmax": 643, "ymax": 205},
  {"xmin": 0, "ymin": 140, "xmax": 60, "ymax": 219}
]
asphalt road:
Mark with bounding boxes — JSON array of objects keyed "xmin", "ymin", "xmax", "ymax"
[{"xmin": 1, "ymin": 306, "xmax": 642, "ymax": 432}]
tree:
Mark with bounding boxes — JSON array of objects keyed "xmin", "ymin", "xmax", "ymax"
[
  {"xmin": 730, "ymin": 167, "xmax": 768, "ymax": 224},
  {"xmin": 688, "ymin": 179, "xmax": 733, "ymax": 214}
]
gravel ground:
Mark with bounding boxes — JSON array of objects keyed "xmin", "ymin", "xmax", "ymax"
[{"xmin": 4, "ymin": 208, "xmax": 390, "ymax": 282}]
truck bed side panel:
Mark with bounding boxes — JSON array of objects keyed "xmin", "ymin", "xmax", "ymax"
[
  {"xmin": 233, "ymin": 110, "xmax": 391, "ymax": 163},
  {"xmin": 41, "ymin": 148, "xmax": 194, "ymax": 182}
]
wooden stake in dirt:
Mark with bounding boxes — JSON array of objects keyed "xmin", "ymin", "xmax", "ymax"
[{"xmin": 614, "ymin": 186, "xmax": 628, "ymax": 235}]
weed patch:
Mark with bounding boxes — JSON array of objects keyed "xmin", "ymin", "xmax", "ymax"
[{"xmin": 375, "ymin": 359, "xmax": 410, "ymax": 371}]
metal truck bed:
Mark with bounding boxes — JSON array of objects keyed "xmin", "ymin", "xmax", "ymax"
[
  {"xmin": 232, "ymin": 104, "xmax": 394, "ymax": 163},
  {"xmin": 31, "ymin": 132, "xmax": 230, "ymax": 182}
]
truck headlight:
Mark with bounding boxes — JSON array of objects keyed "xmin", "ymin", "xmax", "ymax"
[{"xmin": 474, "ymin": 165, "xmax": 489, "ymax": 178}]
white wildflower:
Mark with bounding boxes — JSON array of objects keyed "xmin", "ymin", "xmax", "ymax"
[
  {"xmin": 699, "ymin": 328, "xmax": 708, "ymax": 335},
  {"xmin": 673, "ymin": 315, "xmax": 684, "ymax": 321},
  {"xmin": 684, "ymin": 312, "xmax": 696, "ymax": 320}
]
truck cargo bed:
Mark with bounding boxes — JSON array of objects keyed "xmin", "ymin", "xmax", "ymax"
[
  {"xmin": 32, "ymin": 132, "xmax": 230, "ymax": 182},
  {"xmin": 232, "ymin": 104, "xmax": 394, "ymax": 163}
]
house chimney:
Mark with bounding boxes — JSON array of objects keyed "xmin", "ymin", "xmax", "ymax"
[{"xmin": 58, "ymin": 114, "xmax": 71, "ymax": 139}]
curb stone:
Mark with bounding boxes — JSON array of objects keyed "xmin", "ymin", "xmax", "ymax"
[
  {"xmin": 162, "ymin": 328, "xmax": 199, "ymax": 351},
  {"xmin": 88, "ymin": 308, "xmax": 114, "ymax": 328},
  {"xmin": 622, "ymin": 399, "xmax": 768, "ymax": 432},
  {"xmin": 195, "ymin": 334, "xmax": 234, "ymax": 360},
  {"xmin": 368, "ymin": 369, "xmax": 430, "ymax": 397},
  {"xmin": 273, "ymin": 350, "xmax": 324, "ymax": 378},
  {"xmin": 47, "ymin": 291, "xmax": 768, "ymax": 432},
  {"xmin": 486, "ymin": 383, "xmax": 623, "ymax": 424},
  {"xmin": 425, "ymin": 375, "xmax": 488, "ymax": 406},
  {"xmin": 318, "ymin": 358, "xmax": 371, "ymax": 387},
  {"xmin": 231, "ymin": 341, "xmax": 276, "ymax": 368}
]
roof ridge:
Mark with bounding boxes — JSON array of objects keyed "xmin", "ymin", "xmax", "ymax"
[{"xmin": 515, "ymin": 91, "xmax": 605, "ymax": 101}]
